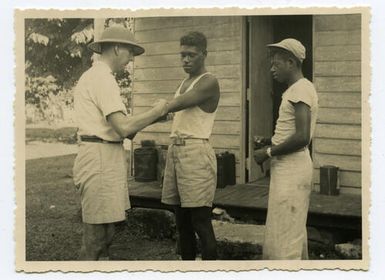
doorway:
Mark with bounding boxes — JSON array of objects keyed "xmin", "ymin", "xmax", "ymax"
[{"xmin": 245, "ymin": 15, "xmax": 313, "ymax": 183}]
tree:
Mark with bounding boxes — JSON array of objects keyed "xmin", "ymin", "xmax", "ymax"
[{"xmin": 25, "ymin": 18, "xmax": 94, "ymax": 89}]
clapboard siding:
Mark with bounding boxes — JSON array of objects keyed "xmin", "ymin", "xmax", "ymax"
[
  {"xmin": 314, "ymin": 77, "xmax": 361, "ymax": 92},
  {"xmin": 133, "ymin": 17, "xmax": 243, "ymax": 182},
  {"xmin": 318, "ymin": 92, "xmax": 361, "ymax": 108},
  {"xmin": 314, "ymin": 61, "xmax": 361, "ymax": 76},
  {"xmin": 313, "ymin": 138, "xmax": 361, "ymax": 156},
  {"xmin": 135, "ymin": 23, "xmax": 241, "ymax": 43},
  {"xmin": 314, "ymin": 30, "xmax": 361, "ymax": 46},
  {"xmin": 314, "ymin": 14, "xmax": 361, "ymax": 31},
  {"xmin": 135, "ymin": 16, "xmax": 241, "ymax": 31},
  {"xmin": 313, "ymin": 14, "xmax": 362, "ymax": 192},
  {"xmin": 317, "ymin": 108, "xmax": 361, "ymax": 124},
  {"xmin": 314, "ymin": 45, "xmax": 361, "ymax": 61},
  {"xmin": 314, "ymin": 124, "xmax": 361, "ymax": 140}
]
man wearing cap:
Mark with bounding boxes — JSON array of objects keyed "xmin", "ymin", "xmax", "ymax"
[
  {"xmin": 72, "ymin": 26, "xmax": 168, "ymax": 260},
  {"xmin": 253, "ymin": 38, "xmax": 318, "ymax": 260},
  {"xmin": 160, "ymin": 31, "xmax": 220, "ymax": 260}
]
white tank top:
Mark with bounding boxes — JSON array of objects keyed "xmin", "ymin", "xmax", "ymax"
[{"xmin": 170, "ymin": 72, "xmax": 217, "ymax": 139}]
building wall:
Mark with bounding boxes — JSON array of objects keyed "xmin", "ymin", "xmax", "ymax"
[
  {"xmin": 312, "ymin": 14, "xmax": 362, "ymax": 194},
  {"xmin": 132, "ymin": 16, "xmax": 244, "ymax": 181}
]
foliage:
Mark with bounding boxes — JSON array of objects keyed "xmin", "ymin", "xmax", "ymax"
[
  {"xmin": 25, "ymin": 18, "xmax": 94, "ymax": 89},
  {"xmin": 25, "ymin": 18, "xmax": 135, "ymax": 123}
]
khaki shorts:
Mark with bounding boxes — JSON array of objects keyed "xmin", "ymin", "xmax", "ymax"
[
  {"xmin": 161, "ymin": 140, "xmax": 217, "ymax": 207},
  {"xmin": 73, "ymin": 142, "xmax": 130, "ymax": 224}
]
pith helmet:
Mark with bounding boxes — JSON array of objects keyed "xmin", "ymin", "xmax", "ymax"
[{"xmin": 88, "ymin": 26, "xmax": 145, "ymax": 56}]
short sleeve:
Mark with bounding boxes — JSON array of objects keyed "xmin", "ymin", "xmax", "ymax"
[
  {"xmin": 93, "ymin": 74, "xmax": 127, "ymax": 119},
  {"xmin": 287, "ymin": 81, "xmax": 315, "ymax": 108}
]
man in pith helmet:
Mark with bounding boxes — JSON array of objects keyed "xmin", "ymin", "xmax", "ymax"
[{"xmin": 73, "ymin": 26, "xmax": 168, "ymax": 260}]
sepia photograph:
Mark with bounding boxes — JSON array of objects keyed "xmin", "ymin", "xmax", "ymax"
[{"xmin": 14, "ymin": 7, "xmax": 370, "ymax": 272}]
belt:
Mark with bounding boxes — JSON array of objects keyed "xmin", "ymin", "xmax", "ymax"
[
  {"xmin": 80, "ymin": 135, "xmax": 123, "ymax": 144},
  {"xmin": 171, "ymin": 137, "xmax": 208, "ymax": 146}
]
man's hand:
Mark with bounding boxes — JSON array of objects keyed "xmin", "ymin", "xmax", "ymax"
[
  {"xmin": 152, "ymin": 99, "xmax": 169, "ymax": 116},
  {"xmin": 253, "ymin": 136, "xmax": 271, "ymax": 149},
  {"xmin": 253, "ymin": 147, "xmax": 269, "ymax": 165}
]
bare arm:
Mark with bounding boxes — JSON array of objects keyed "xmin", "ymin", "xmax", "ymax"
[
  {"xmin": 271, "ymin": 101, "xmax": 311, "ymax": 156},
  {"xmin": 107, "ymin": 100, "xmax": 168, "ymax": 139},
  {"xmin": 253, "ymin": 101, "xmax": 311, "ymax": 163},
  {"xmin": 166, "ymin": 75, "xmax": 220, "ymax": 113}
]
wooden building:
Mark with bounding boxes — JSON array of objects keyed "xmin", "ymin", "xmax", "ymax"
[{"xmin": 131, "ymin": 14, "xmax": 362, "ymax": 195}]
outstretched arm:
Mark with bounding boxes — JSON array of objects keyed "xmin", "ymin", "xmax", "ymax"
[
  {"xmin": 166, "ymin": 75, "xmax": 220, "ymax": 113},
  {"xmin": 107, "ymin": 99, "xmax": 168, "ymax": 139}
]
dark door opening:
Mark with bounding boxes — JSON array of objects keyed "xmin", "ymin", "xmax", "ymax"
[
  {"xmin": 271, "ymin": 15, "xmax": 313, "ymax": 136},
  {"xmin": 245, "ymin": 15, "xmax": 313, "ymax": 184}
]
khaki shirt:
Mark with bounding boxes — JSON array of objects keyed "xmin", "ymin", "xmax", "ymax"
[
  {"xmin": 272, "ymin": 78, "xmax": 318, "ymax": 146},
  {"xmin": 74, "ymin": 61, "xmax": 127, "ymax": 141}
]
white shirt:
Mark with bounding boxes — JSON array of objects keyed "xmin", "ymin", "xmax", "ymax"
[
  {"xmin": 170, "ymin": 72, "xmax": 217, "ymax": 139},
  {"xmin": 74, "ymin": 61, "xmax": 127, "ymax": 141},
  {"xmin": 272, "ymin": 78, "xmax": 318, "ymax": 146}
]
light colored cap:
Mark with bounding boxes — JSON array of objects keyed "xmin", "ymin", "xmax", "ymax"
[
  {"xmin": 267, "ymin": 38, "xmax": 306, "ymax": 62},
  {"xmin": 88, "ymin": 26, "xmax": 145, "ymax": 56}
]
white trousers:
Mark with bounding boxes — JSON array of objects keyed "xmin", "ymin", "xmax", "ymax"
[{"xmin": 263, "ymin": 148, "xmax": 313, "ymax": 260}]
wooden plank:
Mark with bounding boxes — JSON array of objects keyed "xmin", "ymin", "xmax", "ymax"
[
  {"xmin": 314, "ymin": 77, "xmax": 361, "ymax": 92},
  {"xmin": 135, "ymin": 16, "xmax": 241, "ymax": 32},
  {"xmin": 317, "ymin": 108, "xmax": 361, "ymax": 125},
  {"xmin": 141, "ymin": 120, "xmax": 241, "ymax": 135},
  {"xmin": 314, "ymin": 45, "xmax": 361, "ymax": 61},
  {"xmin": 134, "ymin": 50, "xmax": 241, "ymax": 69},
  {"xmin": 313, "ymin": 153, "xmax": 361, "ymax": 172},
  {"xmin": 314, "ymin": 61, "xmax": 361, "ymax": 76},
  {"xmin": 313, "ymin": 169, "xmax": 361, "ymax": 188},
  {"xmin": 134, "ymin": 64, "xmax": 241, "ymax": 81},
  {"xmin": 134, "ymin": 131, "xmax": 240, "ymax": 149},
  {"xmin": 138, "ymin": 36, "xmax": 241, "ymax": 56},
  {"xmin": 318, "ymin": 92, "xmax": 361, "ymax": 108},
  {"xmin": 314, "ymin": 124, "xmax": 361, "ymax": 140},
  {"xmin": 313, "ymin": 138, "xmax": 361, "ymax": 156},
  {"xmin": 313, "ymin": 184, "xmax": 362, "ymax": 196},
  {"xmin": 133, "ymin": 91, "xmax": 241, "ymax": 107},
  {"xmin": 314, "ymin": 30, "xmax": 361, "ymax": 46},
  {"xmin": 135, "ymin": 17, "xmax": 194, "ymax": 31},
  {"xmin": 135, "ymin": 22, "xmax": 241, "ymax": 43},
  {"xmin": 314, "ymin": 14, "xmax": 361, "ymax": 31},
  {"xmin": 133, "ymin": 78, "xmax": 240, "ymax": 94}
]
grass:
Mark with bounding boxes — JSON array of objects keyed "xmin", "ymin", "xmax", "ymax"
[
  {"xmin": 25, "ymin": 153, "xmax": 343, "ymax": 261},
  {"xmin": 26, "ymin": 127, "xmax": 78, "ymax": 144},
  {"xmin": 25, "ymin": 154, "xmax": 178, "ymax": 261}
]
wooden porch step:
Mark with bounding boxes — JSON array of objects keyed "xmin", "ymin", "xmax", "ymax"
[{"xmin": 128, "ymin": 178, "xmax": 362, "ymax": 231}]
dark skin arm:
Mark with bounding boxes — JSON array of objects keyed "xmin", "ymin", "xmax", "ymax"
[
  {"xmin": 254, "ymin": 101, "xmax": 311, "ymax": 164},
  {"xmin": 106, "ymin": 99, "xmax": 168, "ymax": 140},
  {"xmin": 151, "ymin": 75, "xmax": 220, "ymax": 124},
  {"xmin": 167, "ymin": 75, "xmax": 220, "ymax": 113}
]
